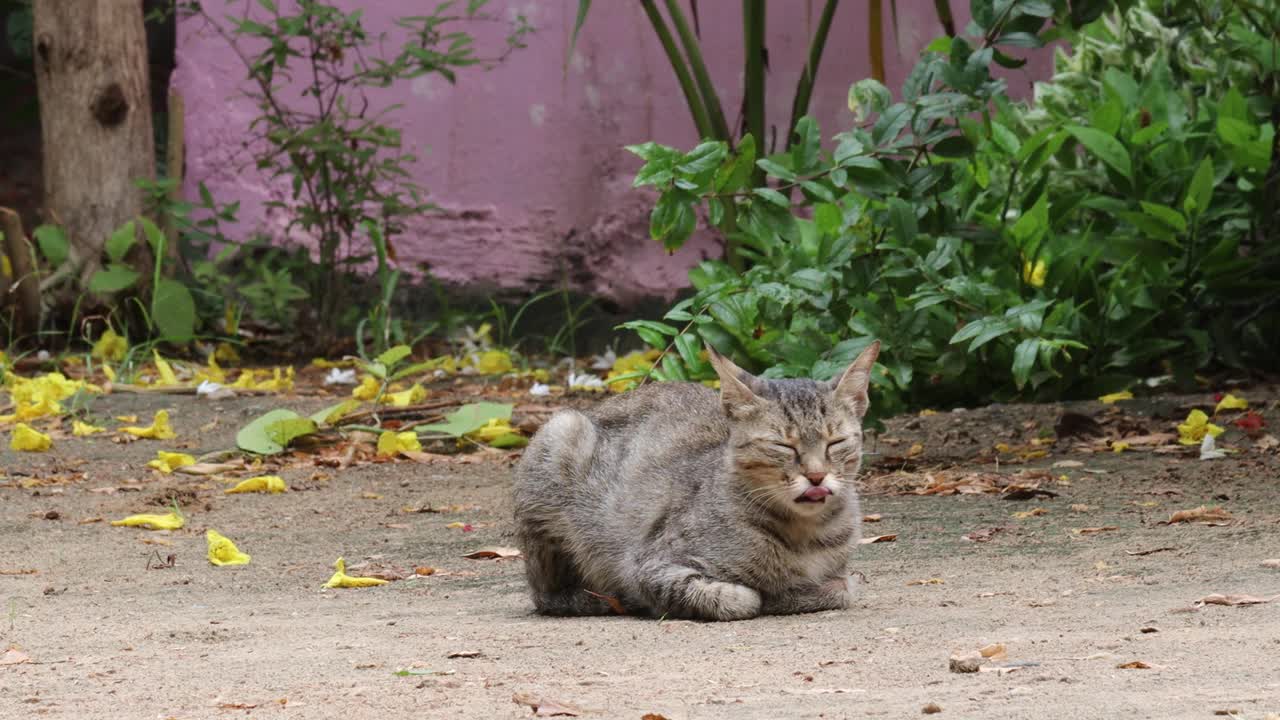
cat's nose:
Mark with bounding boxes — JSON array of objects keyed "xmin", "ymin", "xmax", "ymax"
[{"xmin": 804, "ymin": 471, "xmax": 827, "ymax": 485}]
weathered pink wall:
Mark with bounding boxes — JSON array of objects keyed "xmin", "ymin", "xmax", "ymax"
[{"xmin": 174, "ymin": 1, "xmax": 1051, "ymax": 304}]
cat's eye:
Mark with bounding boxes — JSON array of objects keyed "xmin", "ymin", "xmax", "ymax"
[
  {"xmin": 768, "ymin": 442, "xmax": 799, "ymax": 458},
  {"xmin": 826, "ymin": 439, "xmax": 849, "ymax": 455}
]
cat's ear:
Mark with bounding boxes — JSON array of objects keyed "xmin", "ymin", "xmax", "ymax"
[
  {"xmin": 707, "ymin": 346, "xmax": 764, "ymax": 418},
  {"xmin": 829, "ymin": 340, "xmax": 880, "ymax": 418}
]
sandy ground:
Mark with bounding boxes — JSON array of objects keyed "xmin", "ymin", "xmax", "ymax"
[{"xmin": 3, "ymin": 389, "xmax": 1280, "ymax": 719}]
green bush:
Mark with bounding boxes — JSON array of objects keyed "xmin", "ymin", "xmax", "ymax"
[{"xmin": 621, "ymin": 0, "xmax": 1280, "ymax": 416}]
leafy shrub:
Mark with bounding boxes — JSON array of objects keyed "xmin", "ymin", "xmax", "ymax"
[{"xmin": 621, "ymin": 0, "xmax": 1280, "ymax": 416}]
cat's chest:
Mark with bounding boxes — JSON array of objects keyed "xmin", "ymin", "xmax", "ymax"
[{"xmin": 749, "ymin": 526, "xmax": 852, "ymax": 589}]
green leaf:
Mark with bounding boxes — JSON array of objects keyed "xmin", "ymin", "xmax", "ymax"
[
  {"xmin": 88, "ymin": 264, "xmax": 141, "ymax": 294},
  {"xmin": 989, "ymin": 122, "xmax": 1020, "ymax": 156},
  {"xmin": 848, "ymin": 79, "xmax": 892, "ymax": 122},
  {"xmin": 33, "ymin": 225, "xmax": 68, "ymax": 267},
  {"xmin": 266, "ymin": 417, "xmax": 318, "ymax": 447},
  {"xmin": 1012, "ymin": 337, "xmax": 1040, "ymax": 390},
  {"xmin": 105, "ymin": 221, "xmax": 137, "ymax": 263},
  {"xmin": 237, "ymin": 409, "xmax": 303, "ymax": 455},
  {"xmin": 790, "ymin": 116, "xmax": 822, "ymax": 173},
  {"xmin": 418, "ymin": 402, "xmax": 514, "ymax": 437},
  {"xmin": 565, "ymin": 0, "xmax": 591, "ymax": 71},
  {"xmin": 752, "ymin": 188, "xmax": 791, "ymax": 207},
  {"xmin": 1183, "ymin": 156, "xmax": 1214, "ymax": 219},
  {"xmin": 649, "ymin": 193, "xmax": 697, "ymax": 250},
  {"xmin": 673, "ymin": 332, "xmax": 701, "ymax": 369},
  {"xmin": 1065, "ymin": 125, "xmax": 1131, "ymax": 179},
  {"xmin": 756, "ymin": 158, "xmax": 797, "ymax": 181},
  {"xmin": 376, "ymin": 345, "xmax": 412, "ymax": 367},
  {"xmin": 310, "ymin": 399, "xmax": 361, "ymax": 426},
  {"xmin": 151, "ymin": 278, "xmax": 197, "ymax": 343},
  {"xmin": 813, "ymin": 202, "xmax": 842, "ymax": 235},
  {"xmin": 1138, "ymin": 202, "xmax": 1186, "ymax": 233},
  {"xmin": 932, "ymin": 134, "xmax": 974, "ymax": 158},
  {"xmin": 140, "ymin": 216, "xmax": 166, "ymax": 257},
  {"xmin": 886, "ymin": 197, "xmax": 917, "ymax": 244}
]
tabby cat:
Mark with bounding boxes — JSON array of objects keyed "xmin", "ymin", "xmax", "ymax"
[{"xmin": 513, "ymin": 341, "xmax": 879, "ymax": 621}]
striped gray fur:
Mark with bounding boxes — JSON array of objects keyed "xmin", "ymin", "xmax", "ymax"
[{"xmin": 513, "ymin": 342, "xmax": 880, "ymax": 621}]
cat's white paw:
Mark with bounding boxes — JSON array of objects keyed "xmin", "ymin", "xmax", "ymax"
[{"xmin": 694, "ymin": 580, "xmax": 762, "ymax": 621}]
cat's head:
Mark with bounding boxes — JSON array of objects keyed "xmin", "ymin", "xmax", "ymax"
[{"xmin": 709, "ymin": 342, "xmax": 880, "ymax": 519}]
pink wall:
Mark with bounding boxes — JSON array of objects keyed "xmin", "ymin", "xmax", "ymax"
[{"xmin": 174, "ymin": 1, "xmax": 1051, "ymax": 304}]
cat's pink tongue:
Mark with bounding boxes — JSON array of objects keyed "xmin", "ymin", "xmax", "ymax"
[{"xmin": 801, "ymin": 486, "xmax": 831, "ymax": 501}]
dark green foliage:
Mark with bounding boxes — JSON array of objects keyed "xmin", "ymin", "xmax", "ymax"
[{"xmin": 622, "ymin": 0, "xmax": 1280, "ymax": 416}]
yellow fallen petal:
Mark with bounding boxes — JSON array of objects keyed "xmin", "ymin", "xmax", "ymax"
[
  {"xmin": 72, "ymin": 420, "xmax": 106, "ymax": 436},
  {"xmin": 324, "ymin": 557, "xmax": 388, "ymax": 588},
  {"xmin": 467, "ymin": 418, "xmax": 516, "ymax": 443},
  {"xmin": 1111, "ymin": 441, "xmax": 1130, "ymax": 453},
  {"xmin": 225, "ymin": 475, "xmax": 288, "ymax": 494},
  {"xmin": 1022, "ymin": 258, "xmax": 1047, "ymax": 288},
  {"xmin": 384, "ymin": 383, "xmax": 427, "ymax": 407},
  {"xmin": 91, "ymin": 329, "xmax": 128, "ymax": 363},
  {"xmin": 376, "ymin": 431, "xmax": 422, "ymax": 457},
  {"xmin": 1177, "ymin": 409, "xmax": 1225, "ymax": 446},
  {"xmin": 193, "ymin": 355, "xmax": 227, "ymax": 384},
  {"xmin": 1099, "ymin": 391, "xmax": 1134, "ymax": 404},
  {"xmin": 110, "ymin": 511, "xmax": 184, "ymax": 530},
  {"xmin": 1214, "ymin": 393, "xmax": 1248, "ymax": 414},
  {"xmin": 147, "ymin": 450, "xmax": 196, "ymax": 473},
  {"xmin": 10, "ymin": 423, "xmax": 52, "ymax": 452},
  {"xmin": 121, "ymin": 410, "xmax": 177, "ymax": 439},
  {"xmin": 214, "ymin": 342, "xmax": 240, "ymax": 365},
  {"xmin": 206, "ymin": 529, "xmax": 251, "ymax": 566},
  {"xmin": 474, "ymin": 350, "xmax": 514, "ymax": 375},
  {"xmin": 153, "ymin": 351, "xmax": 180, "ymax": 386},
  {"xmin": 115, "ymin": 414, "xmax": 138, "ymax": 423},
  {"xmin": 351, "ymin": 375, "xmax": 382, "ymax": 401},
  {"xmin": 102, "ymin": 363, "xmax": 117, "ymax": 382}
]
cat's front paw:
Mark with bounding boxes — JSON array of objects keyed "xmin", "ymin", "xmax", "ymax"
[
  {"xmin": 692, "ymin": 580, "xmax": 762, "ymax": 621},
  {"xmin": 818, "ymin": 576, "xmax": 855, "ymax": 608}
]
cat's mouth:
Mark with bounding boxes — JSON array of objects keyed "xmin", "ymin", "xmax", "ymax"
[{"xmin": 795, "ymin": 486, "xmax": 832, "ymax": 503}]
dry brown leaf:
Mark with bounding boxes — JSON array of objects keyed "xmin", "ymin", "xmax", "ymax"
[
  {"xmin": 78, "ymin": 517, "xmax": 103, "ymax": 525},
  {"xmin": 1119, "ymin": 432, "xmax": 1177, "ymax": 447},
  {"xmin": 1117, "ymin": 660, "xmax": 1152, "ymax": 669},
  {"xmin": 979, "ymin": 643, "xmax": 1007, "ymax": 660},
  {"xmin": 906, "ymin": 442, "xmax": 924, "ymax": 458},
  {"xmin": 1, "ymin": 648, "xmax": 31, "ymax": 665},
  {"xmin": 217, "ymin": 702, "xmax": 259, "ymax": 710},
  {"xmin": 382, "ymin": 523, "xmax": 411, "ymax": 530},
  {"xmin": 1070, "ymin": 504, "xmax": 1094, "ymax": 513},
  {"xmin": 344, "ymin": 561, "xmax": 409, "ymax": 582},
  {"xmin": 922, "ymin": 703, "xmax": 943, "ymax": 714},
  {"xmin": 906, "ymin": 578, "xmax": 945, "ymax": 586},
  {"xmin": 512, "ymin": 692, "xmax": 581, "ymax": 717},
  {"xmin": 859, "ymin": 534, "xmax": 897, "ymax": 544},
  {"xmin": 862, "ymin": 514, "xmax": 883, "ymax": 522},
  {"xmin": 0, "ymin": 568, "xmax": 37, "ymax": 576},
  {"xmin": 1012, "ymin": 507, "xmax": 1047, "ymax": 519},
  {"xmin": 962, "ymin": 527, "xmax": 1004, "ymax": 543},
  {"xmin": 1074, "ymin": 526, "xmax": 1119, "ymax": 535},
  {"xmin": 1196, "ymin": 593, "xmax": 1278, "ymax": 606},
  {"xmin": 464, "ymin": 547, "xmax": 522, "ymax": 560},
  {"xmin": 1052, "ymin": 460, "xmax": 1084, "ymax": 468},
  {"xmin": 1164, "ymin": 506, "xmax": 1233, "ymax": 525},
  {"xmin": 175, "ymin": 461, "xmax": 243, "ymax": 476},
  {"xmin": 641, "ymin": 715, "xmax": 672, "ymax": 720},
  {"xmin": 1125, "ymin": 546, "xmax": 1177, "ymax": 556},
  {"xmin": 360, "ymin": 492, "xmax": 382, "ymax": 500},
  {"xmin": 1254, "ymin": 434, "xmax": 1279, "ymax": 451},
  {"xmin": 447, "ymin": 650, "xmax": 482, "ymax": 658},
  {"xmin": 414, "ymin": 566, "xmax": 436, "ymax": 576}
]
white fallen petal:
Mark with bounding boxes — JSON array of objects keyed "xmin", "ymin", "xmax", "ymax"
[
  {"xmin": 197, "ymin": 380, "xmax": 236, "ymax": 400},
  {"xmin": 590, "ymin": 349, "xmax": 617, "ymax": 370},
  {"xmin": 529, "ymin": 382, "xmax": 552, "ymax": 397},
  {"xmin": 1199, "ymin": 434, "xmax": 1226, "ymax": 460},
  {"xmin": 324, "ymin": 368, "xmax": 357, "ymax": 386}
]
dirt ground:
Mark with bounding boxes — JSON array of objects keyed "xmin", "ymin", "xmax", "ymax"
[{"xmin": 3, "ymin": 385, "xmax": 1280, "ymax": 719}]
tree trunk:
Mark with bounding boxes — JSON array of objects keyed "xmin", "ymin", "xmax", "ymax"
[{"xmin": 33, "ymin": 0, "xmax": 155, "ymax": 290}]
